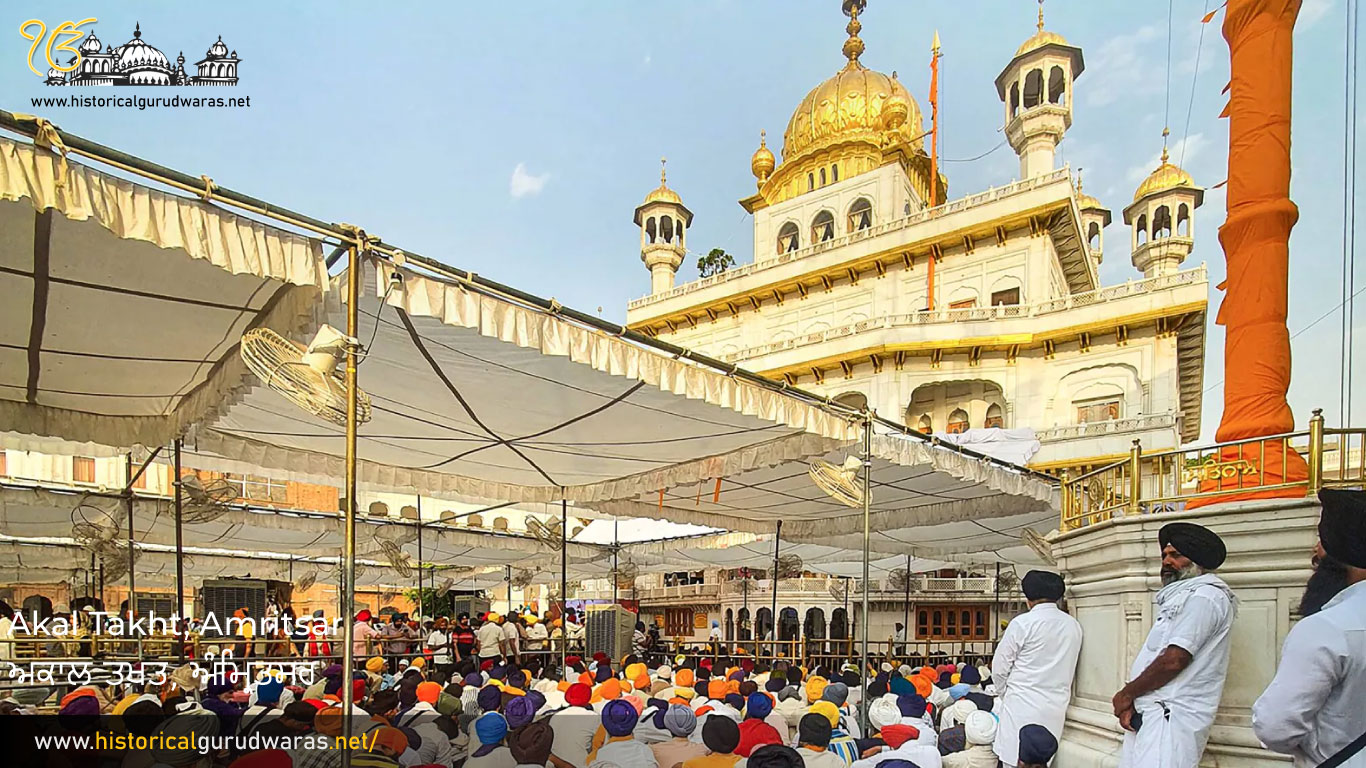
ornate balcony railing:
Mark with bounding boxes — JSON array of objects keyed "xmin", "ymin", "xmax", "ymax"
[
  {"xmin": 1034, "ymin": 413, "xmax": 1181, "ymax": 443},
  {"xmin": 1060, "ymin": 410, "xmax": 1366, "ymax": 531},
  {"xmin": 628, "ymin": 168, "xmax": 1074, "ymax": 311},
  {"xmin": 710, "ymin": 266, "xmax": 1206, "ymax": 364}
]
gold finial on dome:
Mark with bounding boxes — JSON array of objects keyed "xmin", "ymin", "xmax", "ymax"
[
  {"xmin": 1160, "ymin": 126, "xmax": 1171, "ymax": 164},
  {"xmin": 660, "ymin": 156, "xmax": 667, "ymax": 185},
  {"xmin": 1014, "ymin": 0, "xmax": 1070, "ymax": 57},
  {"xmin": 1133, "ymin": 127, "xmax": 1196, "ymax": 202},
  {"xmin": 841, "ymin": 0, "xmax": 867, "ymax": 67},
  {"xmin": 642, "ymin": 157, "xmax": 683, "ymax": 205},
  {"xmin": 1037, "ymin": 0, "xmax": 1045, "ymax": 32},
  {"xmin": 751, "ymin": 130, "xmax": 776, "ymax": 183}
]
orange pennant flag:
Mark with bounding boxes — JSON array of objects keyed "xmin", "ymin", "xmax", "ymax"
[
  {"xmin": 712, "ymin": 477, "xmax": 723, "ymax": 504},
  {"xmin": 1201, "ymin": 2, "xmax": 1227, "ymax": 23}
]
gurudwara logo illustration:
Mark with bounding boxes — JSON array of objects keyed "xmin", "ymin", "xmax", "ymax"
[{"xmin": 22, "ymin": 19, "xmax": 241, "ymax": 86}]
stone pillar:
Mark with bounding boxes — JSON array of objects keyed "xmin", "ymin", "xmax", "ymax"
[{"xmin": 1052, "ymin": 498, "xmax": 1318, "ymax": 767}]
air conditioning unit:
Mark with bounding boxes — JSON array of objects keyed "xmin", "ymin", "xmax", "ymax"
[
  {"xmin": 199, "ymin": 578, "xmax": 270, "ymax": 636},
  {"xmin": 585, "ymin": 604, "xmax": 636, "ymax": 661},
  {"xmin": 452, "ymin": 595, "xmax": 490, "ymax": 619}
]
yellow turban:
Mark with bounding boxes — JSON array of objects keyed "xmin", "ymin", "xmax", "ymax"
[
  {"xmin": 951, "ymin": 673, "xmax": 961, "ymax": 685},
  {"xmin": 810, "ymin": 700, "xmax": 841, "ymax": 728},
  {"xmin": 674, "ymin": 687, "xmax": 696, "ymax": 701},
  {"xmin": 366, "ymin": 656, "xmax": 385, "ymax": 673},
  {"xmin": 625, "ymin": 663, "xmax": 647, "ymax": 681},
  {"xmin": 112, "ymin": 694, "xmax": 141, "ymax": 716},
  {"xmin": 410, "ymin": 657, "xmax": 425, "ymax": 669},
  {"xmin": 806, "ymin": 676, "xmax": 829, "ymax": 703}
]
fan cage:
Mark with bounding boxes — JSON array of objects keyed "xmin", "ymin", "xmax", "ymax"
[{"xmin": 240, "ymin": 328, "xmax": 373, "ymax": 426}]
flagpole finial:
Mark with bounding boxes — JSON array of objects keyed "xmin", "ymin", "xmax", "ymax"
[
  {"xmin": 1037, "ymin": 0, "xmax": 1045, "ymax": 32},
  {"xmin": 932, "ymin": 29, "xmax": 941, "ymax": 54},
  {"xmin": 1161, "ymin": 127, "xmax": 1171, "ymax": 164}
]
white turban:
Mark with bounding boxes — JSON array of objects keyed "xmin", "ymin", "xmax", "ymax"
[
  {"xmin": 965, "ymin": 710, "xmax": 998, "ymax": 745},
  {"xmin": 927, "ymin": 684, "xmax": 951, "ymax": 711},
  {"xmin": 869, "ymin": 696, "xmax": 901, "ymax": 730},
  {"xmin": 942, "ymin": 698, "xmax": 979, "ymax": 731}
]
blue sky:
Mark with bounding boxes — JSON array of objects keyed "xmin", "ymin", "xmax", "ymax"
[{"xmin": 3, "ymin": 0, "xmax": 1360, "ymax": 440}]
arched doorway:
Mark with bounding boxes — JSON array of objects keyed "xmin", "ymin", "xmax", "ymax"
[
  {"xmin": 738, "ymin": 608, "xmax": 752, "ymax": 641},
  {"xmin": 804, "ymin": 607, "xmax": 827, "ymax": 655},
  {"xmin": 724, "ymin": 608, "xmax": 734, "ymax": 643},
  {"xmin": 779, "ymin": 607, "xmax": 800, "ymax": 641},
  {"xmin": 756, "ymin": 607, "xmax": 773, "ymax": 642}
]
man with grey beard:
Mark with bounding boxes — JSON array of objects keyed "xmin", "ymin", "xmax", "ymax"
[{"xmin": 1114, "ymin": 522, "xmax": 1237, "ymax": 768}]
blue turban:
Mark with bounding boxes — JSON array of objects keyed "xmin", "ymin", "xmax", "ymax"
[
  {"xmin": 960, "ymin": 665, "xmax": 981, "ymax": 686},
  {"xmin": 948, "ymin": 683, "xmax": 970, "ymax": 701},
  {"xmin": 595, "ymin": 665, "xmax": 613, "ymax": 684},
  {"xmin": 821, "ymin": 682, "xmax": 849, "ymax": 707},
  {"xmin": 897, "ymin": 693, "xmax": 927, "ymax": 718},
  {"xmin": 490, "ymin": 665, "xmax": 508, "ymax": 681},
  {"xmin": 724, "ymin": 693, "xmax": 744, "ymax": 710},
  {"xmin": 477, "ymin": 685, "xmax": 502, "ymax": 712},
  {"xmin": 463, "ymin": 672, "xmax": 483, "ymax": 687},
  {"xmin": 526, "ymin": 690, "xmax": 546, "ymax": 713},
  {"xmin": 507, "ymin": 669, "xmax": 527, "ymax": 689},
  {"xmin": 602, "ymin": 699, "xmax": 637, "ymax": 738},
  {"xmin": 474, "ymin": 712, "xmax": 508, "ymax": 753},
  {"xmin": 764, "ymin": 678, "xmax": 785, "ymax": 693},
  {"xmin": 504, "ymin": 695, "xmax": 534, "ymax": 729},
  {"xmin": 964, "ymin": 692, "xmax": 993, "ymax": 712},
  {"xmin": 937, "ymin": 671, "xmax": 954, "ymax": 688},
  {"xmin": 746, "ymin": 692, "xmax": 773, "ymax": 720},
  {"xmin": 889, "ymin": 675, "xmax": 914, "ymax": 697},
  {"xmin": 255, "ymin": 677, "xmax": 284, "ymax": 705},
  {"xmin": 1019, "ymin": 724, "xmax": 1058, "ymax": 764}
]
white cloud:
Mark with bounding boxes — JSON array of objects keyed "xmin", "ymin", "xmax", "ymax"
[
  {"xmin": 1126, "ymin": 132, "xmax": 1207, "ymax": 183},
  {"xmin": 509, "ymin": 163, "xmax": 549, "ymax": 199},
  {"xmin": 1301, "ymin": 0, "xmax": 1334, "ymax": 28}
]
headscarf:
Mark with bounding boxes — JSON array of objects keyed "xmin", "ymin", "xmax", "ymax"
[
  {"xmin": 664, "ymin": 704, "xmax": 697, "ymax": 737},
  {"xmin": 602, "ymin": 699, "xmax": 637, "ymax": 738},
  {"xmin": 702, "ymin": 714, "xmax": 741, "ymax": 754},
  {"xmin": 869, "ymin": 697, "xmax": 901, "ymax": 730},
  {"xmin": 509, "ymin": 720, "xmax": 555, "ymax": 764},
  {"xmin": 1319, "ymin": 489, "xmax": 1366, "ymax": 567},
  {"xmin": 1158, "ymin": 521, "xmax": 1227, "ymax": 569},
  {"xmin": 965, "ymin": 710, "xmax": 998, "ymax": 745},
  {"xmin": 1021, "ymin": 570, "xmax": 1066, "ymax": 601},
  {"xmin": 1019, "ymin": 724, "xmax": 1059, "ymax": 764},
  {"xmin": 746, "ymin": 692, "xmax": 773, "ymax": 720},
  {"xmin": 797, "ymin": 712, "xmax": 832, "ymax": 747}
]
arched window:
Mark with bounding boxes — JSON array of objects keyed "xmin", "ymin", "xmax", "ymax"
[
  {"xmin": 724, "ymin": 608, "xmax": 734, "ymax": 643},
  {"xmin": 811, "ymin": 211, "xmax": 836, "ymax": 243},
  {"xmin": 804, "ymin": 608, "xmax": 826, "ymax": 640},
  {"xmin": 847, "ymin": 198, "xmax": 873, "ymax": 231},
  {"xmin": 947, "ymin": 408, "xmax": 970, "ymax": 434},
  {"xmin": 831, "ymin": 164, "xmax": 839, "ymax": 182},
  {"xmin": 756, "ymin": 607, "xmax": 773, "ymax": 640},
  {"xmin": 833, "ymin": 391, "xmax": 868, "ymax": 411},
  {"xmin": 1153, "ymin": 205, "xmax": 1172, "ymax": 239},
  {"xmin": 1136, "ymin": 214, "xmax": 1149, "ymax": 246},
  {"xmin": 738, "ymin": 607, "xmax": 752, "ymax": 641},
  {"xmin": 1023, "ymin": 69, "xmax": 1044, "ymax": 109},
  {"xmin": 1009, "ymin": 82, "xmax": 1020, "ymax": 118},
  {"xmin": 660, "ymin": 216, "xmax": 675, "ymax": 244},
  {"xmin": 819, "ymin": 168, "xmax": 827, "ymax": 186},
  {"xmin": 466, "ymin": 514, "xmax": 484, "ymax": 528},
  {"xmin": 779, "ymin": 607, "xmax": 800, "ymax": 642},
  {"xmin": 645, "ymin": 217, "xmax": 656, "ymax": 244},
  {"xmin": 1048, "ymin": 66, "xmax": 1067, "ymax": 105},
  {"xmin": 492, "ymin": 516, "xmax": 509, "ymax": 531},
  {"xmin": 984, "ymin": 403, "xmax": 1004, "ymax": 429},
  {"xmin": 808, "ymin": 173, "xmax": 815, "ymax": 191},
  {"xmin": 917, "ymin": 609, "xmax": 929, "ymax": 637},
  {"xmin": 917, "ymin": 414, "xmax": 933, "ymax": 434},
  {"xmin": 1177, "ymin": 204, "xmax": 1190, "ymax": 236},
  {"xmin": 777, "ymin": 221, "xmax": 800, "ymax": 254},
  {"xmin": 1087, "ymin": 221, "xmax": 1101, "ymax": 250},
  {"xmin": 830, "ymin": 608, "xmax": 848, "ymax": 640}
]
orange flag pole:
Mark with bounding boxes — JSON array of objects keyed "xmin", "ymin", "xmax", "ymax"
[
  {"xmin": 1192, "ymin": 0, "xmax": 1306, "ymax": 505},
  {"xmin": 927, "ymin": 31, "xmax": 941, "ymax": 311}
]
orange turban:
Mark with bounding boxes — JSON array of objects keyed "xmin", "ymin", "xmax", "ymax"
[
  {"xmin": 316, "ymin": 706, "xmax": 344, "ymax": 737},
  {"xmin": 707, "ymin": 680, "xmax": 727, "ymax": 700},
  {"xmin": 806, "ymin": 676, "xmax": 828, "ymax": 703},
  {"xmin": 675, "ymin": 669, "xmax": 695, "ymax": 688},
  {"xmin": 725, "ymin": 680, "xmax": 740, "ymax": 695},
  {"xmin": 417, "ymin": 682, "xmax": 442, "ymax": 704},
  {"xmin": 634, "ymin": 674, "xmax": 651, "ymax": 692},
  {"xmin": 598, "ymin": 679, "xmax": 622, "ymax": 701},
  {"xmin": 578, "ymin": 672, "xmax": 594, "ymax": 687},
  {"xmin": 912, "ymin": 676, "xmax": 932, "ymax": 698},
  {"xmin": 371, "ymin": 726, "xmax": 408, "ymax": 755}
]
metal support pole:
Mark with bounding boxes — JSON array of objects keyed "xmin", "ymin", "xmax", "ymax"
[
  {"xmin": 902, "ymin": 554, "xmax": 910, "ymax": 655},
  {"xmin": 415, "ymin": 496, "xmax": 423, "ymax": 615},
  {"xmin": 125, "ymin": 453, "xmax": 136, "ymax": 622},
  {"xmin": 560, "ymin": 499, "xmax": 568, "ymax": 673},
  {"xmin": 843, "ymin": 576, "xmax": 849, "ymax": 659},
  {"xmin": 612, "ymin": 519, "xmax": 619, "ymax": 606},
  {"xmin": 340, "ymin": 239, "xmax": 362, "ymax": 764},
  {"xmin": 1128, "ymin": 439, "xmax": 1143, "ymax": 517},
  {"xmin": 859, "ymin": 414, "xmax": 873, "ymax": 734},
  {"xmin": 506, "ymin": 565, "xmax": 512, "ymax": 613},
  {"xmin": 994, "ymin": 562, "xmax": 1002, "ymax": 642},
  {"xmin": 1308, "ymin": 408, "xmax": 1325, "ymax": 493},
  {"xmin": 174, "ymin": 439, "xmax": 185, "ymax": 661},
  {"xmin": 770, "ymin": 521, "xmax": 781, "ymax": 662}
]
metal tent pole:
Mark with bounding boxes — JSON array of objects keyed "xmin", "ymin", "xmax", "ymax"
[
  {"xmin": 859, "ymin": 414, "xmax": 873, "ymax": 734},
  {"xmin": 506, "ymin": 565, "xmax": 512, "ymax": 613},
  {"xmin": 612, "ymin": 520, "xmax": 619, "ymax": 606},
  {"xmin": 560, "ymin": 499, "xmax": 568, "ymax": 672},
  {"xmin": 125, "ymin": 452, "xmax": 136, "ymax": 622},
  {"xmin": 415, "ymin": 496, "xmax": 423, "ymax": 615},
  {"xmin": 903, "ymin": 554, "xmax": 911, "ymax": 657},
  {"xmin": 843, "ymin": 576, "xmax": 849, "ymax": 660},
  {"xmin": 340, "ymin": 239, "xmax": 363, "ymax": 767},
  {"xmin": 770, "ymin": 521, "xmax": 781, "ymax": 662},
  {"xmin": 174, "ymin": 439, "xmax": 185, "ymax": 661}
]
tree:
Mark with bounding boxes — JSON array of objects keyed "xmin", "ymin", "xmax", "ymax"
[{"xmin": 697, "ymin": 248, "xmax": 736, "ymax": 278}]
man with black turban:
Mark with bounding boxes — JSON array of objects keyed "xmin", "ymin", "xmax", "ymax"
[
  {"xmin": 1115, "ymin": 521, "xmax": 1236, "ymax": 768},
  {"xmin": 991, "ymin": 569, "xmax": 1081, "ymax": 767},
  {"xmin": 1252, "ymin": 489, "xmax": 1366, "ymax": 767},
  {"xmin": 682, "ymin": 715, "xmax": 742, "ymax": 767},
  {"xmin": 793, "ymin": 713, "xmax": 844, "ymax": 768}
]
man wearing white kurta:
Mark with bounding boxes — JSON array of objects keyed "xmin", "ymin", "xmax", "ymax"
[
  {"xmin": 1114, "ymin": 522, "xmax": 1237, "ymax": 768},
  {"xmin": 992, "ymin": 569, "xmax": 1083, "ymax": 767},
  {"xmin": 1252, "ymin": 489, "xmax": 1366, "ymax": 768}
]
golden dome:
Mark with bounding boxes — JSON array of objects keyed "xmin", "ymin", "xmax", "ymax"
[
  {"xmin": 751, "ymin": 130, "xmax": 776, "ymax": 181},
  {"xmin": 642, "ymin": 158, "xmax": 682, "ymax": 205},
  {"xmin": 1133, "ymin": 146, "xmax": 1195, "ymax": 202},
  {"xmin": 780, "ymin": 63, "xmax": 925, "ymax": 163},
  {"xmin": 1016, "ymin": 29, "xmax": 1070, "ymax": 57}
]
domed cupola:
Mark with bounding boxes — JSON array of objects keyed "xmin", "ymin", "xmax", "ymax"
[
  {"xmin": 79, "ymin": 31, "xmax": 102, "ymax": 55},
  {"xmin": 208, "ymin": 35, "xmax": 229, "ymax": 58},
  {"xmin": 118, "ymin": 23, "xmax": 171, "ymax": 72}
]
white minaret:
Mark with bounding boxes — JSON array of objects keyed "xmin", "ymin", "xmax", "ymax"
[
  {"xmin": 994, "ymin": 0, "xmax": 1084, "ymax": 179},
  {"xmin": 635, "ymin": 159, "xmax": 693, "ymax": 295},
  {"xmin": 1123, "ymin": 132, "xmax": 1203, "ymax": 278},
  {"xmin": 1075, "ymin": 169, "xmax": 1112, "ymax": 266}
]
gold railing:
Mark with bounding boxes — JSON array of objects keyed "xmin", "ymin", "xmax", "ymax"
[{"xmin": 1061, "ymin": 410, "xmax": 1366, "ymax": 531}]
